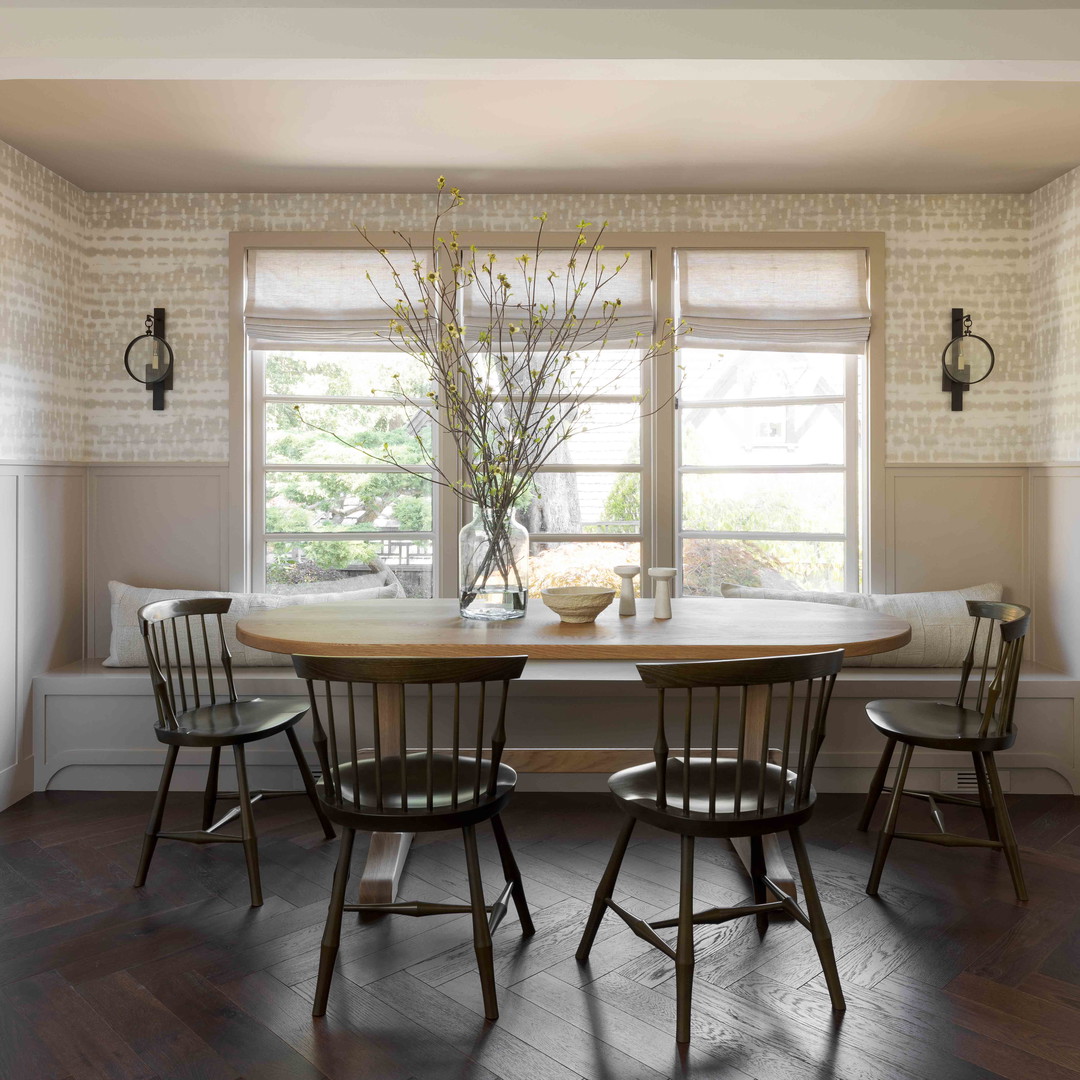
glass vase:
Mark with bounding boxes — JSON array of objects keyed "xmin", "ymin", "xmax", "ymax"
[{"xmin": 459, "ymin": 507, "xmax": 529, "ymax": 620}]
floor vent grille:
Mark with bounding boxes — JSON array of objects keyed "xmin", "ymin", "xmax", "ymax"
[{"xmin": 939, "ymin": 769, "xmax": 1010, "ymax": 793}]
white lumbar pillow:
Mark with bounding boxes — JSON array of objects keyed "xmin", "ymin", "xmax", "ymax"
[
  {"xmin": 104, "ymin": 579, "xmax": 400, "ymax": 668},
  {"xmin": 718, "ymin": 582, "xmax": 1004, "ymax": 667}
]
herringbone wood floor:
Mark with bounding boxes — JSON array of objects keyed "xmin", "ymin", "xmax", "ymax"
[{"xmin": 3, "ymin": 789, "xmax": 1080, "ymax": 1080}]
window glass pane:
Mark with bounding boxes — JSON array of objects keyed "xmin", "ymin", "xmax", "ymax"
[
  {"xmin": 482, "ymin": 348, "xmax": 644, "ymax": 397},
  {"xmin": 261, "ymin": 350, "xmax": 430, "ymax": 399},
  {"xmin": 266, "ymin": 401, "xmax": 432, "ymax": 466},
  {"xmin": 678, "ymin": 350, "xmax": 846, "ymax": 401},
  {"xmin": 682, "ymin": 538, "xmax": 845, "ymax": 594},
  {"xmin": 681, "ymin": 472, "xmax": 844, "ymax": 535},
  {"xmin": 536, "ymin": 402, "xmax": 641, "ymax": 465},
  {"xmin": 266, "ymin": 540, "xmax": 432, "ymax": 597},
  {"xmin": 529, "ymin": 541, "xmax": 641, "ymax": 595},
  {"xmin": 265, "ymin": 471, "xmax": 432, "ymax": 533},
  {"xmin": 523, "ymin": 472, "xmax": 640, "ymax": 534},
  {"xmin": 681, "ymin": 403, "xmax": 844, "ymax": 467}
]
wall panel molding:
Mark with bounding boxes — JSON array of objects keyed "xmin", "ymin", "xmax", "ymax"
[
  {"xmin": 86, "ymin": 464, "xmax": 230, "ymax": 657},
  {"xmin": 884, "ymin": 463, "xmax": 1029, "ymax": 601}
]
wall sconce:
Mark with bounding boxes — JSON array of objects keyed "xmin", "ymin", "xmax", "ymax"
[
  {"xmin": 941, "ymin": 308, "xmax": 994, "ymax": 412},
  {"xmin": 124, "ymin": 307, "xmax": 173, "ymax": 410}
]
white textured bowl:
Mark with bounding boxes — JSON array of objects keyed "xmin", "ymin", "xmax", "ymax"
[{"xmin": 541, "ymin": 586, "xmax": 616, "ymax": 624}]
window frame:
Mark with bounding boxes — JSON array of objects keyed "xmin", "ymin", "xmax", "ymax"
[{"xmin": 228, "ymin": 230, "xmax": 885, "ymax": 596}]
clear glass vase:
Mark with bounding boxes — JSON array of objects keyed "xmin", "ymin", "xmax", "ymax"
[{"xmin": 459, "ymin": 507, "xmax": 529, "ymax": 620}]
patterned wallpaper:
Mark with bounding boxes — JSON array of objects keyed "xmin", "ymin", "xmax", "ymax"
[
  {"xmin": 0, "ymin": 140, "xmax": 87, "ymax": 462},
  {"xmin": 0, "ymin": 137, "xmax": 1054, "ymax": 464},
  {"xmin": 1033, "ymin": 168, "xmax": 1080, "ymax": 462},
  {"xmin": 83, "ymin": 190, "xmax": 1035, "ymax": 465}
]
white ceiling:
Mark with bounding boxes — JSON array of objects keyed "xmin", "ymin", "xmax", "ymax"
[
  {"xmin": 3, "ymin": 78, "xmax": 1080, "ymax": 194},
  {"xmin": 3, "ymin": 4, "xmax": 1080, "ymax": 194}
]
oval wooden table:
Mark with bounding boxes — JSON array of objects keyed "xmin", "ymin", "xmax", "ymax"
[{"xmin": 237, "ymin": 596, "xmax": 911, "ymax": 906}]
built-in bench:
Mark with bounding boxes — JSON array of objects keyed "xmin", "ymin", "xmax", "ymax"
[{"xmin": 32, "ymin": 659, "xmax": 1080, "ymax": 795}]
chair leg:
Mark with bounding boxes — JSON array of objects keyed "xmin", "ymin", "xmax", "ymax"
[
  {"xmin": 984, "ymin": 752, "xmax": 1028, "ymax": 902},
  {"xmin": 857, "ymin": 736, "xmax": 897, "ymax": 832},
  {"xmin": 233, "ymin": 743, "xmax": 263, "ymax": 908},
  {"xmin": 750, "ymin": 834, "xmax": 769, "ymax": 939},
  {"xmin": 201, "ymin": 746, "xmax": 221, "ymax": 831},
  {"xmin": 866, "ymin": 741, "xmax": 914, "ymax": 896},
  {"xmin": 463, "ymin": 825, "xmax": 499, "ymax": 1021},
  {"xmin": 971, "ymin": 751, "xmax": 1000, "ymax": 843},
  {"xmin": 490, "ymin": 814, "xmax": 534, "ymax": 937},
  {"xmin": 285, "ymin": 726, "xmax": 335, "ymax": 841},
  {"xmin": 790, "ymin": 827, "xmax": 845, "ymax": 1011},
  {"xmin": 576, "ymin": 815, "xmax": 636, "ymax": 962},
  {"xmin": 313, "ymin": 826, "xmax": 355, "ymax": 1017},
  {"xmin": 133, "ymin": 743, "xmax": 179, "ymax": 888},
  {"xmin": 675, "ymin": 834, "xmax": 696, "ymax": 1044}
]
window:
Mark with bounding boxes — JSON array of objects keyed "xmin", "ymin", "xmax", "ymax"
[
  {"xmin": 675, "ymin": 247, "xmax": 870, "ymax": 594},
  {"xmin": 235, "ymin": 233, "xmax": 880, "ymax": 597},
  {"xmin": 246, "ymin": 248, "xmax": 438, "ymax": 595}
]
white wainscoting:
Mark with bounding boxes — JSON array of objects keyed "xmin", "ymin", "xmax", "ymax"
[
  {"xmin": 26, "ymin": 458, "xmax": 1064, "ymax": 794},
  {"xmin": 1031, "ymin": 466, "xmax": 1080, "ymax": 676},
  {"xmin": 0, "ymin": 463, "xmax": 86, "ymax": 810}
]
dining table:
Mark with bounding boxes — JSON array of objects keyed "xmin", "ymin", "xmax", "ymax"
[{"xmin": 236, "ymin": 595, "xmax": 911, "ymax": 907}]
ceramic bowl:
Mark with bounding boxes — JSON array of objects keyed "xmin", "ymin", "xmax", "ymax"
[{"xmin": 541, "ymin": 586, "xmax": 616, "ymax": 624}]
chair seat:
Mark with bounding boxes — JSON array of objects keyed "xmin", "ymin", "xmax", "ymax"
[
  {"xmin": 155, "ymin": 696, "xmax": 309, "ymax": 746},
  {"xmin": 319, "ymin": 752, "xmax": 517, "ymax": 830},
  {"xmin": 608, "ymin": 757, "xmax": 813, "ymax": 837},
  {"xmin": 865, "ymin": 698, "xmax": 1015, "ymax": 752}
]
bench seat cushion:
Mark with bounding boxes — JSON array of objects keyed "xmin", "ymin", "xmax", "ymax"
[
  {"xmin": 104, "ymin": 579, "xmax": 400, "ymax": 667},
  {"xmin": 719, "ymin": 582, "xmax": 1003, "ymax": 667}
]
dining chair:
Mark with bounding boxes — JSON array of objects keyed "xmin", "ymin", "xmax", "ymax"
[
  {"xmin": 133, "ymin": 598, "xmax": 335, "ymax": 907},
  {"xmin": 576, "ymin": 650, "xmax": 846, "ymax": 1044},
  {"xmin": 291, "ymin": 653, "xmax": 535, "ymax": 1021},
  {"xmin": 858, "ymin": 600, "xmax": 1031, "ymax": 901}
]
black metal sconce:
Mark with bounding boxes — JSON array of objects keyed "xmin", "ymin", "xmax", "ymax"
[
  {"xmin": 124, "ymin": 307, "xmax": 173, "ymax": 410},
  {"xmin": 941, "ymin": 308, "xmax": 994, "ymax": 412}
]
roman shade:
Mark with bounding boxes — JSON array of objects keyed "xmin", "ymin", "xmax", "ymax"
[
  {"xmin": 462, "ymin": 248, "xmax": 654, "ymax": 348},
  {"xmin": 245, "ymin": 247, "xmax": 420, "ymax": 350},
  {"xmin": 677, "ymin": 248, "xmax": 871, "ymax": 353}
]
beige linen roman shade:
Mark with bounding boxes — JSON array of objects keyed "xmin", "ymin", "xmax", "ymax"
[
  {"xmin": 245, "ymin": 247, "xmax": 419, "ymax": 350},
  {"xmin": 677, "ymin": 248, "xmax": 871, "ymax": 353},
  {"xmin": 462, "ymin": 248, "xmax": 654, "ymax": 348}
]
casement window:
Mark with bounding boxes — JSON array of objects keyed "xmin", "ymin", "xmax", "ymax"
[
  {"xmin": 674, "ymin": 247, "xmax": 871, "ymax": 594},
  {"xmin": 234, "ymin": 233, "xmax": 881, "ymax": 598}
]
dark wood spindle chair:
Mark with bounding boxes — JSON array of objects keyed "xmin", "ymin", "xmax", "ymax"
[
  {"xmin": 134, "ymin": 598, "xmax": 334, "ymax": 906},
  {"xmin": 291, "ymin": 654, "xmax": 535, "ymax": 1022},
  {"xmin": 858, "ymin": 600, "xmax": 1031, "ymax": 901},
  {"xmin": 576, "ymin": 650, "xmax": 846, "ymax": 1044}
]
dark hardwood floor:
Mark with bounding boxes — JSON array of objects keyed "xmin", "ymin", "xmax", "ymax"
[{"xmin": 2, "ymin": 787, "xmax": 1080, "ymax": 1080}]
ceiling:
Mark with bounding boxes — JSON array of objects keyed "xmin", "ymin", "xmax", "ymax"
[
  {"xmin": 2, "ymin": 78, "xmax": 1080, "ymax": 194},
  {"xmin": 3, "ymin": 4, "xmax": 1080, "ymax": 194}
]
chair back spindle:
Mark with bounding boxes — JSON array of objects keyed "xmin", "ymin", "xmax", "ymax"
[
  {"xmin": 138, "ymin": 598, "xmax": 238, "ymax": 728},
  {"xmin": 291, "ymin": 655, "xmax": 528, "ymax": 819},
  {"xmin": 636, "ymin": 650, "xmax": 844, "ymax": 821},
  {"xmin": 954, "ymin": 601, "xmax": 1030, "ymax": 738}
]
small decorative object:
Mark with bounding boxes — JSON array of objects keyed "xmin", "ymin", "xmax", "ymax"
[
  {"xmin": 648, "ymin": 567, "xmax": 677, "ymax": 619},
  {"xmin": 541, "ymin": 586, "xmax": 616, "ymax": 624},
  {"xmin": 123, "ymin": 308, "xmax": 173, "ymax": 411},
  {"xmin": 614, "ymin": 564, "xmax": 640, "ymax": 616},
  {"xmin": 459, "ymin": 508, "xmax": 529, "ymax": 620},
  {"xmin": 295, "ymin": 179, "xmax": 679, "ymax": 621},
  {"xmin": 941, "ymin": 308, "xmax": 994, "ymax": 412}
]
